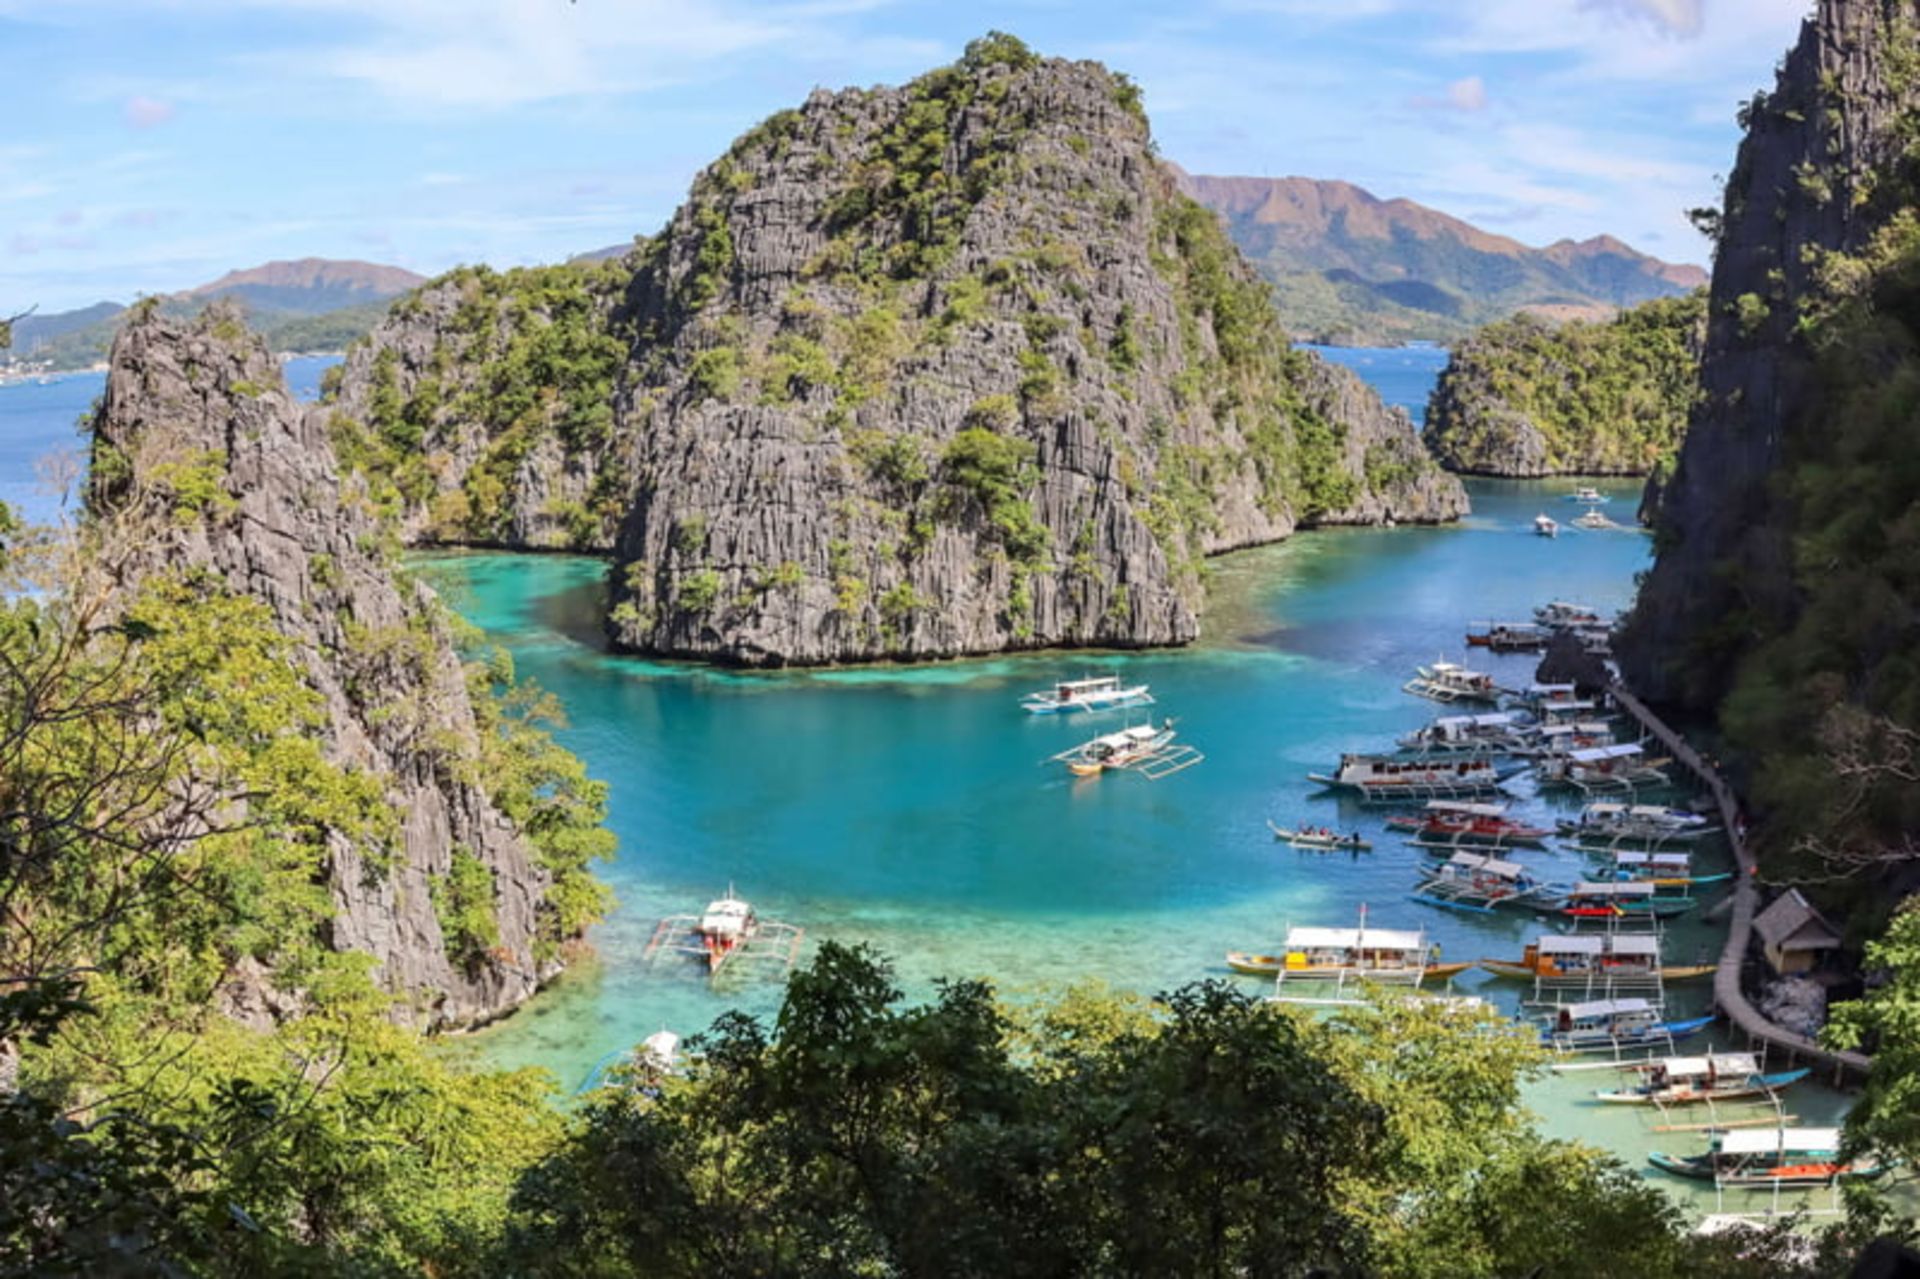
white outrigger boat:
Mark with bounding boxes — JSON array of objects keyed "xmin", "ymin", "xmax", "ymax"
[
  {"xmin": 644, "ymin": 889, "xmax": 805, "ymax": 978},
  {"xmin": 1567, "ymin": 486, "xmax": 1606, "ymax": 504},
  {"xmin": 1403, "ymin": 660, "xmax": 1501, "ymax": 704},
  {"xmin": 1595, "ymin": 1053, "xmax": 1809, "ymax": 1106},
  {"xmin": 1021, "ymin": 673, "xmax": 1153, "ymax": 715},
  {"xmin": 1534, "ymin": 513, "xmax": 1560, "ymax": 538},
  {"xmin": 1536, "ymin": 742, "xmax": 1671, "ymax": 793},
  {"xmin": 1559, "ymin": 801, "xmax": 1718, "ymax": 847},
  {"xmin": 1052, "ymin": 720, "xmax": 1202, "ymax": 779},
  {"xmin": 1572, "ymin": 508, "xmax": 1615, "ymax": 531},
  {"xmin": 1308, "ymin": 753, "xmax": 1517, "ymax": 803},
  {"xmin": 1409, "ymin": 852, "xmax": 1563, "ymax": 915},
  {"xmin": 1396, "ymin": 711, "xmax": 1531, "ymax": 755},
  {"xmin": 1520, "ymin": 720, "xmax": 1617, "ymax": 759},
  {"xmin": 1540, "ymin": 997, "xmax": 1715, "ymax": 1053}
]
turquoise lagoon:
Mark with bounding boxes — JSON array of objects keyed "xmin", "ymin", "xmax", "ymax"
[{"xmin": 0, "ymin": 346, "xmax": 1852, "ymax": 1214}]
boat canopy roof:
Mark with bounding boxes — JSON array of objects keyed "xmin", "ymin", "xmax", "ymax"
[
  {"xmin": 1673, "ymin": 1052, "xmax": 1759, "ymax": 1076},
  {"xmin": 1054, "ymin": 675, "xmax": 1120, "ymax": 691},
  {"xmin": 1425, "ymin": 799, "xmax": 1509, "ymax": 817},
  {"xmin": 1528, "ymin": 682, "xmax": 1577, "ymax": 695},
  {"xmin": 1573, "ymin": 880, "xmax": 1656, "ymax": 898},
  {"xmin": 1446, "ymin": 852, "xmax": 1527, "ymax": 878},
  {"xmin": 700, "ymin": 898, "xmax": 754, "ymax": 932},
  {"xmin": 1720, "ymin": 1127, "xmax": 1841, "ymax": 1156},
  {"xmin": 1286, "ymin": 926, "xmax": 1426, "ymax": 953},
  {"xmin": 1092, "ymin": 724, "xmax": 1163, "ymax": 749},
  {"xmin": 1565, "ymin": 997, "xmax": 1654, "ymax": 1019},
  {"xmin": 1570, "ymin": 743, "xmax": 1645, "ymax": 763},
  {"xmin": 1606, "ymin": 934, "xmax": 1661, "ymax": 956},
  {"xmin": 1616, "ymin": 852, "xmax": 1691, "ymax": 869},
  {"xmin": 1434, "ymin": 711, "xmax": 1523, "ymax": 730},
  {"xmin": 1628, "ymin": 804, "xmax": 1705, "ymax": 822},
  {"xmin": 1540, "ymin": 699, "xmax": 1600, "ymax": 714},
  {"xmin": 1582, "ymin": 802, "xmax": 1630, "ymax": 817},
  {"xmin": 1539, "ymin": 935, "xmax": 1606, "ymax": 955}
]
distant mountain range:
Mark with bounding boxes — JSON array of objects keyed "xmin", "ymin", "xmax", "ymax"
[
  {"xmin": 8, "ymin": 259, "xmax": 427, "ymax": 370},
  {"xmin": 1172, "ymin": 169, "xmax": 1707, "ymax": 345}
]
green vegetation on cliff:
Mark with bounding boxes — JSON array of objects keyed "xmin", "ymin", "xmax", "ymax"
[
  {"xmin": 1423, "ymin": 291, "xmax": 1704, "ymax": 477},
  {"xmin": 1713, "ymin": 216, "xmax": 1920, "ymax": 930}
]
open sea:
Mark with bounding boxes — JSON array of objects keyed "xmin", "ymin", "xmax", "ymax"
[{"xmin": 0, "ymin": 344, "xmax": 1854, "ymax": 1219}]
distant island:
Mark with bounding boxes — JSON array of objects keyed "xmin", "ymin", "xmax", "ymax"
[{"xmin": 4, "ymin": 257, "xmax": 427, "ymax": 370}]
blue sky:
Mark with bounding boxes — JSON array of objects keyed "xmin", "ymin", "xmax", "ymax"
[{"xmin": 3, "ymin": 0, "xmax": 1811, "ymax": 312}]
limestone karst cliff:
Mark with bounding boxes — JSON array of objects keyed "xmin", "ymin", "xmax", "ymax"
[
  {"xmin": 1620, "ymin": 0, "xmax": 1920, "ymax": 707},
  {"xmin": 86, "ymin": 303, "xmax": 611, "ymax": 1030},
  {"xmin": 1617, "ymin": 0, "xmax": 1920, "ymax": 909},
  {"xmin": 326, "ymin": 35, "xmax": 1466, "ymax": 667}
]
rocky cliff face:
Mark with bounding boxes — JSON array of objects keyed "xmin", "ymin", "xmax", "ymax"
[
  {"xmin": 1422, "ymin": 292, "xmax": 1704, "ymax": 479},
  {"xmin": 1619, "ymin": 0, "xmax": 1920, "ymax": 706},
  {"xmin": 87, "ymin": 304, "xmax": 603, "ymax": 1030},
  {"xmin": 326, "ymin": 37, "xmax": 1464, "ymax": 666}
]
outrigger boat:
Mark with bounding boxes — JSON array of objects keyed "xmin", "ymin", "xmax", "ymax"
[
  {"xmin": 1572, "ymin": 509, "xmax": 1614, "ymax": 531},
  {"xmin": 1267, "ymin": 822, "xmax": 1372, "ymax": 852},
  {"xmin": 644, "ymin": 889, "xmax": 805, "ymax": 978},
  {"xmin": 1600, "ymin": 851, "xmax": 1733, "ymax": 891},
  {"xmin": 1020, "ymin": 674, "xmax": 1153, "ymax": 715},
  {"xmin": 1520, "ymin": 681, "xmax": 1580, "ymax": 708},
  {"xmin": 1239, "ymin": 909, "xmax": 1469, "ymax": 996},
  {"xmin": 1534, "ymin": 601, "xmax": 1605, "ymax": 630},
  {"xmin": 1391, "ymin": 800, "xmax": 1552, "ymax": 848},
  {"xmin": 1465, "ymin": 621, "xmax": 1551, "ymax": 652},
  {"xmin": 1595, "ymin": 1053, "xmax": 1809, "ymax": 1106},
  {"xmin": 1403, "ymin": 660, "xmax": 1501, "ymax": 704},
  {"xmin": 1308, "ymin": 753, "xmax": 1518, "ymax": 803},
  {"xmin": 1536, "ymin": 742, "xmax": 1671, "ymax": 792},
  {"xmin": 1477, "ymin": 933, "xmax": 1715, "ymax": 984},
  {"xmin": 1558, "ymin": 880, "xmax": 1699, "ymax": 921},
  {"xmin": 1649, "ymin": 1128, "xmax": 1893, "ymax": 1186},
  {"xmin": 1521, "ymin": 720, "xmax": 1618, "ymax": 759},
  {"xmin": 1566, "ymin": 486, "xmax": 1606, "ymax": 504},
  {"xmin": 1410, "ymin": 852, "xmax": 1563, "ymax": 915},
  {"xmin": 1559, "ymin": 802, "xmax": 1718, "ymax": 847},
  {"xmin": 1396, "ymin": 712, "xmax": 1530, "ymax": 755},
  {"xmin": 1534, "ymin": 513, "xmax": 1560, "ymax": 538},
  {"xmin": 1541, "ymin": 997, "xmax": 1715, "ymax": 1052},
  {"xmin": 1052, "ymin": 720, "xmax": 1202, "ymax": 780}
]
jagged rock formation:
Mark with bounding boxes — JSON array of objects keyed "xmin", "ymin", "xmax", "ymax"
[
  {"xmin": 1422, "ymin": 292, "xmax": 1704, "ymax": 478},
  {"xmin": 1620, "ymin": 0, "xmax": 1920, "ymax": 707},
  {"xmin": 327, "ymin": 36, "xmax": 1465, "ymax": 666},
  {"xmin": 87, "ymin": 304, "xmax": 601, "ymax": 1031}
]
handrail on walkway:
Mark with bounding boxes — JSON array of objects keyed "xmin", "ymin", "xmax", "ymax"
[{"xmin": 1609, "ymin": 684, "xmax": 1872, "ymax": 1084}]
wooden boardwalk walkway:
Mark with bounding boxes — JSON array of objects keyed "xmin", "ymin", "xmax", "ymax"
[{"xmin": 1610, "ymin": 684, "xmax": 1873, "ymax": 1084}]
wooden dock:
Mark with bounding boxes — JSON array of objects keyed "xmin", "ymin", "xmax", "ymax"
[{"xmin": 1607, "ymin": 684, "xmax": 1872, "ymax": 1084}]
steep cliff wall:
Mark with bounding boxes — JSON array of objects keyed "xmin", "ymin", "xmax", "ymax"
[
  {"xmin": 1423, "ymin": 292, "xmax": 1703, "ymax": 479},
  {"xmin": 87, "ymin": 304, "xmax": 610, "ymax": 1030},
  {"xmin": 327, "ymin": 37, "xmax": 1465, "ymax": 666},
  {"xmin": 1620, "ymin": 0, "xmax": 1920, "ymax": 705}
]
